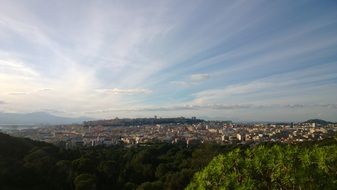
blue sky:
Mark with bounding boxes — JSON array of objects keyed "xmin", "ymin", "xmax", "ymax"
[{"xmin": 0, "ymin": 0, "xmax": 337, "ymax": 121}]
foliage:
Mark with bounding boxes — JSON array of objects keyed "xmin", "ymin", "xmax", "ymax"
[
  {"xmin": 0, "ymin": 133, "xmax": 227, "ymax": 190},
  {"xmin": 186, "ymin": 143, "xmax": 337, "ymax": 190},
  {"xmin": 74, "ymin": 173, "xmax": 96, "ymax": 190},
  {"xmin": 1, "ymin": 132, "xmax": 337, "ymax": 190}
]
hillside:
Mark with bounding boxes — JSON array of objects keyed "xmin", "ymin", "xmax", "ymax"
[
  {"xmin": 0, "ymin": 133, "xmax": 232, "ymax": 190},
  {"xmin": 0, "ymin": 112, "xmax": 91, "ymax": 125},
  {"xmin": 0, "ymin": 133, "xmax": 46, "ymax": 159},
  {"xmin": 304, "ymin": 119, "xmax": 333, "ymax": 125},
  {"xmin": 2, "ymin": 132, "xmax": 337, "ymax": 190},
  {"xmin": 0, "ymin": 133, "xmax": 60, "ymax": 190}
]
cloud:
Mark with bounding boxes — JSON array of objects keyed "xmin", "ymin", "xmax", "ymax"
[
  {"xmin": 0, "ymin": 1, "xmax": 336, "ymax": 121},
  {"xmin": 39, "ymin": 108, "xmax": 67, "ymax": 115},
  {"xmin": 35, "ymin": 88, "xmax": 53, "ymax": 93},
  {"xmin": 0, "ymin": 58, "xmax": 39, "ymax": 78},
  {"xmin": 190, "ymin": 61, "xmax": 337, "ymax": 106},
  {"xmin": 171, "ymin": 73, "xmax": 210, "ymax": 87},
  {"xmin": 8, "ymin": 92, "xmax": 28, "ymax": 96},
  {"xmin": 96, "ymin": 88, "xmax": 152, "ymax": 95},
  {"xmin": 170, "ymin": 81, "xmax": 191, "ymax": 87},
  {"xmin": 7, "ymin": 88, "xmax": 53, "ymax": 96},
  {"xmin": 189, "ymin": 74, "xmax": 210, "ymax": 82},
  {"xmin": 191, "ymin": 81, "xmax": 272, "ymax": 104},
  {"xmin": 85, "ymin": 103, "xmax": 337, "ymax": 114}
]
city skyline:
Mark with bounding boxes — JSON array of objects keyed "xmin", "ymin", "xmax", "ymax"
[{"xmin": 0, "ymin": 0, "xmax": 337, "ymax": 121}]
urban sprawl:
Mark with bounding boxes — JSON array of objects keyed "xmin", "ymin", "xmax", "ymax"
[{"xmin": 3, "ymin": 117, "xmax": 337, "ymax": 149}]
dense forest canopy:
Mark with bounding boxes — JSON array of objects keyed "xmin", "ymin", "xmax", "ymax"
[
  {"xmin": 1, "ymin": 132, "xmax": 337, "ymax": 190},
  {"xmin": 0, "ymin": 132, "xmax": 234, "ymax": 190}
]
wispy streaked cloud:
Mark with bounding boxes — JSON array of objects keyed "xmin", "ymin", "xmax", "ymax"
[
  {"xmin": 0, "ymin": 59, "xmax": 39, "ymax": 78},
  {"xmin": 8, "ymin": 92, "xmax": 28, "ymax": 96},
  {"xmin": 190, "ymin": 74, "xmax": 210, "ymax": 82},
  {"xmin": 7, "ymin": 88, "xmax": 53, "ymax": 96},
  {"xmin": 171, "ymin": 73, "xmax": 210, "ymax": 87},
  {"xmin": 0, "ymin": 0, "xmax": 336, "ymax": 121},
  {"xmin": 96, "ymin": 88, "xmax": 152, "ymax": 95},
  {"xmin": 85, "ymin": 103, "xmax": 337, "ymax": 114}
]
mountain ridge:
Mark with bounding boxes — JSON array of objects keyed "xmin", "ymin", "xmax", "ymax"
[{"xmin": 0, "ymin": 111, "xmax": 91, "ymax": 125}]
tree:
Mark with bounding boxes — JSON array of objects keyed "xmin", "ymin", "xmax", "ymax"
[
  {"xmin": 187, "ymin": 144, "xmax": 337, "ymax": 190},
  {"xmin": 74, "ymin": 173, "xmax": 96, "ymax": 190}
]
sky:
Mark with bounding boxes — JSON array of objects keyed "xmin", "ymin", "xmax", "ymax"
[{"xmin": 0, "ymin": 0, "xmax": 337, "ymax": 122}]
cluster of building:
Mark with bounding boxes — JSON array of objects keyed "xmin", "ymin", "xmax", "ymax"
[{"xmin": 4, "ymin": 118, "xmax": 337, "ymax": 148}]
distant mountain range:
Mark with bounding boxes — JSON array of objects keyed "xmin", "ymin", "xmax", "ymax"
[{"xmin": 0, "ymin": 112, "xmax": 91, "ymax": 125}]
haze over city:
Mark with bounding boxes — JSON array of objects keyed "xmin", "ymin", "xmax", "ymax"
[{"xmin": 0, "ymin": 0, "xmax": 337, "ymax": 122}]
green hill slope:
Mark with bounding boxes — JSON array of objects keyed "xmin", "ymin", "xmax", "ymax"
[
  {"xmin": 0, "ymin": 132, "xmax": 232, "ymax": 190},
  {"xmin": 2, "ymin": 132, "xmax": 337, "ymax": 190},
  {"xmin": 0, "ymin": 133, "xmax": 66, "ymax": 190}
]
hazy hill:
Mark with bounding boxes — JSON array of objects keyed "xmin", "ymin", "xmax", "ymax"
[
  {"xmin": 0, "ymin": 112, "xmax": 91, "ymax": 125},
  {"xmin": 0, "ymin": 132, "xmax": 228, "ymax": 190},
  {"xmin": 304, "ymin": 119, "xmax": 333, "ymax": 125}
]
